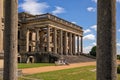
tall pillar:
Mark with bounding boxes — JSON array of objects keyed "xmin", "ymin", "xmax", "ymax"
[
  {"xmin": 26, "ymin": 30, "xmax": 29, "ymax": 52},
  {"xmin": 47, "ymin": 26, "xmax": 50, "ymax": 52},
  {"xmin": 77, "ymin": 36, "xmax": 80, "ymax": 55},
  {"xmin": 69, "ymin": 33, "xmax": 72, "ymax": 55},
  {"xmin": 64, "ymin": 31, "xmax": 68, "ymax": 55},
  {"xmin": 35, "ymin": 29, "xmax": 40, "ymax": 52},
  {"xmin": 97, "ymin": 0, "xmax": 117, "ymax": 80},
  {"xmin": 4, "ymin": 0, "xmax": 18, "ymax": 80},
  {"xmin": 80, "ymin": 36, "xmax": 83, "ymax": 54},
  {"xmin": 0, "ymin": 0, "xmax": 4, "ymax": 54},
  {"xmin": 60, "ymin": 30, "xmax": 63, "ymax": 55},
  {"xmin": 72, "ymin": 34, "xmax": 76, "ymax": 55},
  {"xmin": 53, "ymin": 28, "xmax": 57, "ymax": 54}
]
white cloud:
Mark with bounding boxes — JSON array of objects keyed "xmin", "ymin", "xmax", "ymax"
[
  {"xmin": 92, "ymin": 0, "xmax": 97, "ymax": 3},
  {"xmin": 117, "ymin": 43, "xmax": 120, "ymax": 47},
  {"xmin": 83, "ymin": 34, "xmax": 95, "ymax": 40},
  {"xmin": 72, "ymin": 22, "xmax": 77, "ymax": 24},
  {"xmin": 83, "ymin": 45, "xmax": 93, "ymax": 53},
  {"xmin": 84, "ymin": 29, "xmax": 91, "ymax": 34},
  {"xmin": 92, "ymin": 42, "xmax": 96, "ymax": 45},
  {"xmin": 19, "ymin": 0, "xmax": 49, "ymax": 15},
  {"xmin": 117, "ymin": 0, "xmax": 120, "ymax": 3},
  {"xmin": 87, "ymin": 7, "xmax": 96, "ymax": 12},
  {"xmin": 91, "ymin": 25, "xmax": 97, "ymax": 31},
  {"xmin": 52, "ymin": 6, "xmax": 65, "ymax": 15},
  {"xmin": 118, "ymin": 29, "xmax": 120, "ymax": 32}
]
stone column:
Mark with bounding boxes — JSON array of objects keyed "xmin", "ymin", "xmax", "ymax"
[
  {"xmin": 0, "ymin": 0, "xmax": 4, "ymax": 54},
  {"xmin": 80, "ymin": 36, "xmax": 83, "ymax": 54},
  {"xmin": 47, "ymin": 26, "xmax": 50, "ymax": 52},
  {"xmin": 26, "ymin": 30, "xmax": 29, "ymax": 52},
  {"xmin": 69, "ymin": 33, "xmax": 72, "ymax": 55},
  {"xmin": 72, "ymin": 34, "xmax": 76, "ymax": 55},
  {"xmin": 53, "ymin": 28, "xmax": 57, "ymax": 54},
  {"xmin": 77, "ymin": 36, "xmax": 80, "ymax": 55},
  {"xmin": 64, "ymin": 31, "xmax": 68, "ymax": 55},
  {"xmin": 97, "ymin": 0, "xmax": 117, "ymax": 80},
  {"xmin": 35, "ymin": 29, "xmax": 40, "ymax": 52},
  {"xmin": 4, "ymin": 0, "xmax": 18, "ymax": 80},
  {"xmin": 60, "ymin": 30, "xmax": 63, "ymax": 55}
]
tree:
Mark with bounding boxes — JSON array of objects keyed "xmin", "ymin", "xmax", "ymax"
[
  {"xmin": 97, "ymin": 0, "xmax": 117, "ymax": 80},
  {"xmin": 4, "ymin": 0, "xmax": 18, "ymax": 80},
  {"xmin": 90, "ymin": 46, "xmax": 96, "ymax": 57},
  {"xmin": 117, "ymin": 55, "xmax": 120, "ymax": 60}
]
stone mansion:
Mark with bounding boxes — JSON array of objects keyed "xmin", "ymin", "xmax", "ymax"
[{"xmin": 0, "ymin": 0, "xmax": 83, "ymax": 63}]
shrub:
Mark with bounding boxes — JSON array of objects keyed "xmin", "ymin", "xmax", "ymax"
[
  {"xmin": 117, "ymin": 55, "xmax": 120, "ymax": 60},
  {"xmin": 117, "ymin": 65, "xmax": 120, "ymax": 74},
  {"xmin": 89, "ymin": 46, "xmax": 96, "ymax": 57}
]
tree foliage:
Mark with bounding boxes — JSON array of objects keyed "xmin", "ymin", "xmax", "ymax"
[
  {"xmin": 117, "ymin": 55, "xmax": 120, "ymax": 60},
  {"xmin": 89, "ymin": 46, "xmax": 96, "ymax": 57}
]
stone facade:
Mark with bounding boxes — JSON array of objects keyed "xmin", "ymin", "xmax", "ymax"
[
  {"xmin": 0, "ymin": 0, "xmax": 83, "ymax": 63},
  {"xmin": 18, "ymin": 12, "xmax": 83, "ymax": 63}
]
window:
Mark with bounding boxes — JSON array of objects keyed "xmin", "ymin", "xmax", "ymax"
[
  {"xmin": 29, "ymin": 46, "xmax": 32, "ymax": 52},
  {"xmin": 18, "ymin": 31, "xmax": 20, "ymax": 39},
  {"xmin": 29, "ymin": 32, "xmax": 32, "ymax": 41}
]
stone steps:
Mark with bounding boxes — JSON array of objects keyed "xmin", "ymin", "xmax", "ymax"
[{"xmin": 63, "ymin": 55, "xmax": 96, "ymax": 63}]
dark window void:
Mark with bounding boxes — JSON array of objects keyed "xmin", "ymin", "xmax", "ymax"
[
  {"xmin": 45, "ymin": 47, "xmax": 47, "ymax": 52},
  {"xmin": 18, "ymin": 31, "xmax": 20, "ymax": 39},
  {"xmin": 29, "ymin": 32, "xmax": 32, "ymax": 41},
  {"xmin": 29, "ymin": 46, "xmax": 32, "ymax": 52}
]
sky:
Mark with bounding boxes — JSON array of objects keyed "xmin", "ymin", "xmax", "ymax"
[{"xmin": 18, "ymin": 0, "xmax": 120, "ymax": 54}]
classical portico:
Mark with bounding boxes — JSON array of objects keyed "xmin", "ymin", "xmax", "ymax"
[
  {"xmin": 0, "ymin": 11, "xmax": 84, "ymax": 63},
  {"xmin": 18, "ymin": 12, "xmax": 83, "ymax": 62}
]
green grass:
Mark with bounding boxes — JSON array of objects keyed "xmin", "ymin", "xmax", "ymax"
[
  {"xmin": 18, "ymin": 63, "xmax": 55, "ymax": 69},
  {"xmin": 19, "ymin": 66, "xmax": 120, "ymax": 80}
]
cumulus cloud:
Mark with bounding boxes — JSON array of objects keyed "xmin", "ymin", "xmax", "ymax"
[
  {"xmin": 52, "ymin": 6, "xmax": 65, "ymax": 15},
  {"xmin": 87, "ymin": 7, "xmax": 96, "ymax": 12},
  {"xmin": 83, "ymin": 34, "xmax": 95, "ymax": 40},
  {"xmin": 72, "ymin": 22, "xmax": 77, "ymax": 24},
  {"xmin": 117, "ymin": 0, "xmax": 120, "ymax": 3},
  {"xmin": 84, "ymin": 29, "xmax": 91, "ymax": 34},
  {"xmin": 92, "ymin": 42, "xmax": 96, "ymax": 45},
  {"xmin": 83, "ymin": 45, "xmax": 93, "ymax": 53},
  {"xmin": 117, "ymin": 43, "xmax": 120, "ymax": 47},
  {"xmin": 118, "ymin": 29, "xmax": 120, "ymax": 32},
  {"xmin": 91, "ymin": 25, "xmax": 97, "ymax": 31},
  {"xmin": 19, "ymin": 0, "xmax": 49, "ymax": 15},
  {"xmin": 92, "ymin": 0, "xmax": 97, "ymax": 3}
]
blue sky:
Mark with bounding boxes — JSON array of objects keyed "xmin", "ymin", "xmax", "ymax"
[{"xmin": 18, "ymin": 0, "xmax": 120, "ymax": 54}]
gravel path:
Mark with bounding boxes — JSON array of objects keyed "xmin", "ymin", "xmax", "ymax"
[
  {"xmin": 21, "ymin": 61, "xmax": 96, "ymax": 75},
  {"xmin": 21, "ymin": 60, "xmax": 120, "ymax": 75}
]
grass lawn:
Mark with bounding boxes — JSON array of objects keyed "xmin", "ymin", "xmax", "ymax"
[
  {"xmin": 18, "ymin": 63, "xmax": 55, "ymax": 69},
  {"xmin": 19, "ymin": 66, "xmax": 120, "ymax": 80}
]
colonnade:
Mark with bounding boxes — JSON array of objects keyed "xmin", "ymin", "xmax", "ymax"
[
  {"xmin": 42, "ymin": 26, "xmax": 82, "ymax": 55},
  {"xmin": 26, "ymin": 26, "xmax": 83, "ymax": 55}
]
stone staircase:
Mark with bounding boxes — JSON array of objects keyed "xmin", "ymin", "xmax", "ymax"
[{"xmin": 63, "ymin": 55, "xmax": 96, "ymax": 63}]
